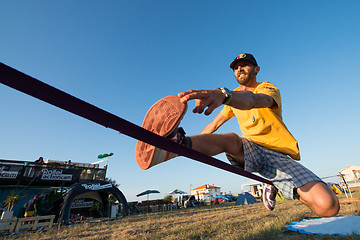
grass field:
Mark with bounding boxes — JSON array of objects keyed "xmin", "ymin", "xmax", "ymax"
[{"xmin": 3, "ymin": 188, "xmax": 359, "ymax": 240}]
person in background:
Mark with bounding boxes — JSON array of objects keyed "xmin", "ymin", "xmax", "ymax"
[
  {"xmin": 24, "ymin": 194, "xmax": 39, "ymax": 217},
  {"xmin": 34, "ymin": 157, "xmax": 44, "ymax": 164}
]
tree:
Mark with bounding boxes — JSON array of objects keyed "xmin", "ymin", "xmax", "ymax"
[
  {"xmin": 105, "ymin": 178, "xmax": 120, "ymax": 204},
  {"xmin": 163, "ymin": 195, "xmax": 173, "ymax": 204},
  {"xmin": 3, "ymin": 191, "xmax": 21, "ymax": 211},
  {"xmin": 105, "ymin": 177, "xmax": 120, "ymax": 188}
]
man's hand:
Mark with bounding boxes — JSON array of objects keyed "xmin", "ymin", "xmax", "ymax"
[{"xmin": 178, "ymin": 89, "xmax": 225, "ymax": 115}]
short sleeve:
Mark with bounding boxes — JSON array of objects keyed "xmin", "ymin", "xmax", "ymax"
[{"xmin": 256, "ymin": 82, "xmax": 281, "ymax": 109}]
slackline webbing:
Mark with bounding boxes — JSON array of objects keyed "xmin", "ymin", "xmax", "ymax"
[{"xmin": 0, "ymin": 62, "xmax": 272, "ymax": 185}]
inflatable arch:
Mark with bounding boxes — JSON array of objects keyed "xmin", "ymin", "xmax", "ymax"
[{"xmin": 58, "ymin": 180, "xmax": 129, "ymax": 224}]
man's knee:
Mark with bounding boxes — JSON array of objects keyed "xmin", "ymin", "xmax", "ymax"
[
  {"xmin": 315, "ymin": 193, "xmax": 340, "ymax": 217},
  {"xmin": 316, "ymin": 182, "xmax": 340, "ymax": 217},
  {"xmin": 224, "ymin": 133, "xmax": 242, "ymax": 150},
  {"xmin": 299, "ymin": 181, "xmax": 340, "ymax": 217}
]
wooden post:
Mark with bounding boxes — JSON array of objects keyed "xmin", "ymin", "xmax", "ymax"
[
  {"xmin": 15, "ymin": 215, "xmax": 55, "ymax": 232},
  {"xmin": 0, "ymin": 218, "xmax": 18, "ymax": 233}
]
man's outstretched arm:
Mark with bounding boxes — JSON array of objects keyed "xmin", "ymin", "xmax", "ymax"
[{"xmin": 178, "ymin": 88, "xmax": 276, "ymax": 116}]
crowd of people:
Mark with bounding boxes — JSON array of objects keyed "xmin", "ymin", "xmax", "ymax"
[{"xmin": 34, "ymin": 157, "xmax": 72, "ymax": 166}]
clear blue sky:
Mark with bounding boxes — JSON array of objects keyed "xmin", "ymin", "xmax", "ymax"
[{"xmin": 1, "ymin": 1, "xmax": 359, "ymax": 202}]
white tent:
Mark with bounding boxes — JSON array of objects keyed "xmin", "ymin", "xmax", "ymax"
[
  {"xmin": 339, "ymin": 165, "xmax": 360, "ymax": 188},
  {"xmin": 241, "ymin": 180, "xmax": 263, "ymax": 198}
]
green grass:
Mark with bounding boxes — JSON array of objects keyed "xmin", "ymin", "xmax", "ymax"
[{"xmin": 3, "ymin": 188, "xmax": 359, "ymax": 240}]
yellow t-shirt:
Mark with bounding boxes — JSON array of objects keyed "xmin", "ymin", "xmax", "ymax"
[{"xmin": 220, "ymin": 81, "xmax": 300, "ymax": 160}]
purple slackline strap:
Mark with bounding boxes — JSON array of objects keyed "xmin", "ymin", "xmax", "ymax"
[{"xmin": 0, "ymin": 62, "xmax": 272, "ymax": 185}]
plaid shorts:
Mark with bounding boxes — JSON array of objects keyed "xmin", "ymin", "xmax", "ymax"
[{"xmin": 241, "ymin": 138, "xmax": 322, "ymax": 199}]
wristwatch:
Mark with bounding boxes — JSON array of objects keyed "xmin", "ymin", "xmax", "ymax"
[{"xmin": 219, "ymin": 87, "xmax": 232, "ymax": 105}]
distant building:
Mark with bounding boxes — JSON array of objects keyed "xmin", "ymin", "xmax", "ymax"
[
  {"xmin": 339, "ymin": 165, "xmax": 360, "ymax": 188},
  {"xmin": 190, "ymin": 184, "xmax": 221, "ymax": 201}
]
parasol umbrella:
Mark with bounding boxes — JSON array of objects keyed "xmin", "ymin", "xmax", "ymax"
[
  {"xmin": 168, "ymin": 189, "xmax": 187, "ymax": 195},
  {"xmin": 168, "ymin": 189, "xmax": 187, "ymax": 207},
  {"xmin": 136, "ymin": 190, "xmax": 160, "ymax": 202}
]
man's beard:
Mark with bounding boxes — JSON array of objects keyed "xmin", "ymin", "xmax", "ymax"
[{"xmin": 236, "ymin": 70, "xmax": 256, "ymax": 86}]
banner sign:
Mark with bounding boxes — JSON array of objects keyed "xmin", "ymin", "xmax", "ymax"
[
  {"xmin": 41, "ymin": 169, "xmax": 73, "ymax": 181},
  {"xmin": 71, "ymin": 199, "xmax": 93, "ymax": 209},
  {"xmin": 81, "ymin": 183, "xmax": 112, "ymax": 190},
  {"xmin": 21, "ymin": 166, "xmax": 82, "ymax": 183},
  {"xmin": 0, "ymin": 159, "xmax": 107, "ymax": 187},
  {"xmin": 0, "ymin": 166, "xmax": 19, "ymax": 179}
]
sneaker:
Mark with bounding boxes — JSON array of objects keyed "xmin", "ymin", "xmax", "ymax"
[
  {"xmin": 262, "ymin": 184, "xmax": 278, "ymax": 211},
  {"xmin": 135, "ymin": 95, "xmax": 187, "ymax": 170}
]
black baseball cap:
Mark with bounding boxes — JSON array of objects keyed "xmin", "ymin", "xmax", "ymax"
[{"xmin": 230, "ymin": 53, "xmax": 258, "ymax": 69}]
